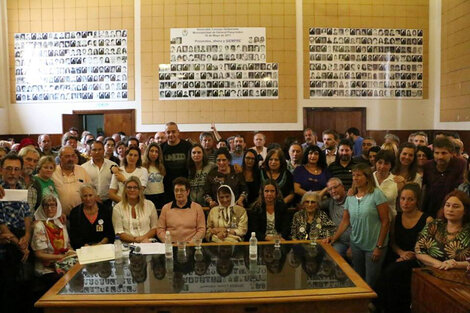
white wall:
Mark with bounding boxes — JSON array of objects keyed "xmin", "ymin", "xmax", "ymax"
[{"xmin": 1, "ymin": 0, "xmax": 457, "ymax": 135}]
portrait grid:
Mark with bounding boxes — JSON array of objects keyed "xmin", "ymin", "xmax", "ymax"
[
  {"xmin": 309, "ymin": 27, "xmax": 423, "ymax": 98},
  {"xmin": 159, "ymin": 28, "xmax": 279, "ymax": 100},
  {"xmin": 14, "ymin": 29, "xmax": 128, "ymax": 103}
]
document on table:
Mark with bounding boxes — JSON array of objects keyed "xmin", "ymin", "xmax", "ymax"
[
  {"xmin": 77, "ymin": 244, "xmax": 115, "ymax": 265},
  {"xmin": 132, "ymin": 242, "xmax": 166, "ymax": 255},
  {"xmin": 0, "ymin": 189, "xmax": 28, "ymax": 202}
]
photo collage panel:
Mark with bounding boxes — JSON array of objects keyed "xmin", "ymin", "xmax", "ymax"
[
  {"xmin": 159, "ymin": 28, "xmax": 279, "ymax": 100},
  {"xmin": 309, "ymin": 27, "xmax": 423, "ymax": 98},
  {"xmin": 14, "ymin": 29, "xmax": 128, "ymax": 102}
]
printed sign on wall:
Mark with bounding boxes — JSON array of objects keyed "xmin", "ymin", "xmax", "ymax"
[
  {"xmin": 159, "ymin": 27, "xmax": 279, "ymax": 100},
  {"xmin": 309, "ymin": 27, "xmax": 423, "ymax": 98}
]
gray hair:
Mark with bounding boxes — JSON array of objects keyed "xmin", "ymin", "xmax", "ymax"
[
  {"xmin": 300, "ymin": 191, "xmax": 321, "ymax": 205},
  {"xmin": 79, "ymin": 183, "xmax": 97, "ymax": 196},
  {"xmin": 18, "ymin": 146, "xmax": 40, "ymax": 158},
  {"xmin": 327, "ymin": 177, "xmax": 343, "ymax": 186}
]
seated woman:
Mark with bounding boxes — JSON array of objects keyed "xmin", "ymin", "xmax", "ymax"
[
  {"xmin": 109, "ymin": 147, "xmax": 148, "ymax": 203},
  {"xmin": 415, "ymin": 190, "xmax": 470, "ymax": 268},
  {"xmin": 291, "ymin": 191, "xmax": 335, "ymax": 240},
  {"xmin": 112, "ymin": 176, "xmax": 158, "ymax": 243},
  {"xmin": 248, "ymin": 180, "xmax": 290, "ymax": 241},
  {"xmin": 30, "ymin": 156, "xmax": 59, "ymax": 210},
  {"xmin": 260, "ymin": 149, "xmax": 294, "ymax": 207},
  {"xmin": 204, "ymin": 148, "xmax": 248, "ymax": 208},
  {"xmin": 293, "ymin": 145, "xmax": 331, "ymax": 198},
  {"xmin": 31, "ymin": 195, "xmax": 75, "ymax": 286},
  {"xmin": 375, "ymin": 183, "xmax": 432, "ymax": 313},
  {"xmin": 205, "ymin": 185, "xmax": 248, "ymax": 242},
  {"xmin": 157, "ymin": 177, "xmax": 206, "ymax": 243},
  {"xmin": 69, "ymin": 184, "xmax": 115, "ymax": 249}
]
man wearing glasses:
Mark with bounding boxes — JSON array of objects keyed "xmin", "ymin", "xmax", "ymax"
[
  {"xmin": 0, "ymin": 153, "xmax": 33, "ymax": 312},
  {"xmin": 321, "ymin": 177, "xmax": 351, "ymax": 261}
]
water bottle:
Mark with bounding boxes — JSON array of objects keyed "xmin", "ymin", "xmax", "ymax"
[
  {"xmin": 165, "ymin": 231, "xmax": 173, "ymax": 258},
  {"xmin": 249, "ymin": 232, "xmax": 258, "ymax": 260},
  {"xmin": 115, "ymin": 235, "xmax": 123, "ymax": 264}
]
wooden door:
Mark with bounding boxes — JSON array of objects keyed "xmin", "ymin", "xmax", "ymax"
[
  {"xmin": 62, "ymin": 114, "xmax": 82, "ymax": 134},
  {"xmin": 303, "ymin": 108, "xmax": 366, "ymax": 138},
  {"xmin": 103, "ymin": 110, "xmax": 135, "ymax": 137}
]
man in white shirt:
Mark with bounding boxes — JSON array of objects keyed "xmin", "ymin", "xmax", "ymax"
[
  {"xmin": 250, "ymin": 132, "xmax": 268, "ymax": 163},
  {"xmin": 81, "ymin": 141, "xmax": 117, "ymax": 211}
]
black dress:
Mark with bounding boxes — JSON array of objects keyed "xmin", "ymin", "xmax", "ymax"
[
  {"xmin": 247, "ymin": 200, "xmax": 291, "ymax": 241},
  {"xmin": 376, "ymin": 212, "xmax": 429, "ymax": 313}
]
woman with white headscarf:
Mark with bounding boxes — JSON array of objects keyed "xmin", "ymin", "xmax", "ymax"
[
  {"xmin": 205, "ymin": 185, "xmax": 248, "ymax": 242},
  {"xmin": 31, "ymin": 194, "xmax": 75, "ymax": 278}
]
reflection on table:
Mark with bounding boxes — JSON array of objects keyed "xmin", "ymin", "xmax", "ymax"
[{"xmin": 60, "ymin": 242, "xmax": 354, "ymax": 295}]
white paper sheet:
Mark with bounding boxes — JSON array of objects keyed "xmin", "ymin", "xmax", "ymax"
[
  {"xmin": 0, "ymin": 189, "xmax": 28, "ymax": 202},
  {"xmin": 77, "ymin": 244, "xmax": 115, "ymax": 265},
  {"xmin": 132, "ymin": 242, "xmax": 166, "ymax": 255}
]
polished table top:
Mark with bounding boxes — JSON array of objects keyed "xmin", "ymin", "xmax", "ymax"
[{"xmin": 59, "ymin": 242, "xmax": 354, "ymax": 295}]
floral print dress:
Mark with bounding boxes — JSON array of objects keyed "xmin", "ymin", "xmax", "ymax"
[{"xmin": 415, "ymin": 219, "xmax": 470, "ymax": 261}]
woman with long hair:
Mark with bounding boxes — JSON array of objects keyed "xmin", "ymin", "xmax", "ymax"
[
  {"xmin": 293, "ymin": 145, "xmax": 331, "ymax": 198},
  {"xmin": 142, "ymin": 142, "xmax": 166, "ymax": 210},
  {"xmin": 112, "ymin": 176, "xmax": 158, "ymax": 243},
  {"xmin": 248, "ymin": 180, "xmax": 290, "ymax": 241},
  {"xmin": 260, "ymin": 148, "xmax": 294, "ymax": 206},
  {"xmin": 375, "ymin": 183, "xmax": 432, "ymax": 313},
  {"xmin": 188, "ymin": 144, "xmax": 215, "ymax": 206},
  {"xmin": 392, "ymin": 143, "xmax": 421, "ymax": 191},
  {"xmin": 109, "ymin": 147, "xmax": 148, "ymax": 203},
  {"xmin": 326, "ymin": 163, "xmax": 390, "ymax": 288},
  {"xmin": 242, "ymin": 149, "xmax": 261, "ymax": 207}
]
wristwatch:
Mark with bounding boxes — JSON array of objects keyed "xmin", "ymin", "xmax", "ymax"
[{"xmin": 376, "ymin": 244, "xmax": 385, "ymax": 249}]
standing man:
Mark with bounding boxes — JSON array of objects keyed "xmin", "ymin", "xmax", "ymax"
[
  {"xmin": 345, "ymin": 127, "xmax": 363, "ymax": 157},
  {"xmin": 412, "ymin": 131, "xmax": 428, "ymax": 147},
  {"xmin": 353, "ymin": 137, "xmax": 376, "ymax": 164},
  {"xmin": 422, "ymin": 138, "xmax": 465, "ymax": 217},
  {"xmin": 37, "ymin": 134, "xmax": 56, "ymax": 157},
  {"xmin": 230, "ymin": 135, "xmax": 245, "ymax": 166},
  {"xmin": 199, "ymin": 132, "xmax": 217, "ymax": 163},
  {"xmin": 162, "ymin": 122, "xmax": 193, "ymax": 201},
  {"xmin": 18, "ymin": 146, "xmax": 40, "ymax": 187},
  {"xmin": 287, "ymin": 142, "xmax": 303, "ymax": 173},
  {"xmin": 52, "ymin": 146, "xmax": 91, "ymax": 216},
  {"xmin": 328, "ymin": 139, "xmax": 356, "ymax": 190},
  {"xmin": 250, "ymin": 132, "xmax": 268, "ymax": 163},
  {"xmin": 154, "ymin": 131, "xmax": 167, "ymax": 145},
  {"xmin": 322, "ymin": 129, "xmax": 338, "ymax": 166},
  {"xmin": 81, "ymin": 141, "xmax": 117, "ymax": 211},
  {"xmin": 321, "ymin": 177, "xmax": 350, "ymax": 260},
  {"xmin": 0, "ymin": 153, "xmax": 33, "ymax": 313},
  {"xmin": 302, "ymin": 128, "xmax": 323, "ymax": 150}
]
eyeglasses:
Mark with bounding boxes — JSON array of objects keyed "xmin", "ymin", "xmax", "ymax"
[
  {"xmin": 304, "ymin": 200, "xmax": 317, "ymax": 204},
  {"xmin": 327, "ymin": 184, "xmax": 341, "ymax": 191},
  {"xmin": 126, "ymin": 186, "xmax": 139, "ymax": 190},
  {"xmin": 2, "ymin": 167, "xmax": 21, "ymax": 172}
]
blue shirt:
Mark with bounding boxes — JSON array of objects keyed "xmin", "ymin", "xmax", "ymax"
[
  {"xmin": 0, "ymin": 181, "xmax": 32, "ymax": 231},
  {"xmin": 345, "ymin": 188, "xmax": 388, "ymax": 251},
  {"xmin": 230, "ymin": 152, "xmax": 244, "ymax": 166},
  {"xmin": 353, "ymin": 136, "xmax": 363, "ymax": 157}
]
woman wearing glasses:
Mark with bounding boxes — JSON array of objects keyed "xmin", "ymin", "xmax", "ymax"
[{"xmin": 112, "ymin": 176, "xmax": 158, "ymax": 243}]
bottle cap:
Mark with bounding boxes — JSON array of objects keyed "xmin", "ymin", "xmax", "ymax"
[{"xmin": 251, "ymin": 232, "xmax": 256, "ymax": 236}]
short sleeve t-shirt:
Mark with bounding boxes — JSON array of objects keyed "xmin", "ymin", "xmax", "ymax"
[{"xmin": 345, "ymin": 188, "xmax": 388, "ymax": 251}]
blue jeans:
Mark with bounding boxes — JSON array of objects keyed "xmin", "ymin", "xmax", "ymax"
[
  {"xmin": 333, "ymin": 241, "xmax": 350, "ymax": 262},
  {"xmin": 350, "ymin": 242, "xmax": 386, "ymax": 289}
]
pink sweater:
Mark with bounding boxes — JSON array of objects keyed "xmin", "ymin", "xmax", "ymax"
[{"xmin": 156, "ymin": 201, "xmax": 206, "ymax": 242}]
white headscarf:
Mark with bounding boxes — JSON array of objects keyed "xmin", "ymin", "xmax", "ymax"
[
  {"xmin": 34, "ymin": 195, "xmax": 64, "ymax": 228},
  {"xmin": 216, "ymin": 185, "xmax": 235, "ymax": 224}
]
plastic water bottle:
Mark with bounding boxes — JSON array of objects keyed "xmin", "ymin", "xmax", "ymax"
[
  {"xmin": 249, "ymin": 232, "xmax": 258, "ymax": 260},
  {"xmin": 115, "ymin": 235, "xmax": 123, "ymax": 264},
  {"xmin": 165, "ymin": 231, "xmax": 173, "ymax": 258}
]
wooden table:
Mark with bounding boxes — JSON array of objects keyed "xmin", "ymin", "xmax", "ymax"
[
  {"xmin": 412, "ymin": 267, "xmax": 470, "ymax": 313},
  {"xmin": 36, "ymin": 241, "xmax": 376, "ymax": 313}
]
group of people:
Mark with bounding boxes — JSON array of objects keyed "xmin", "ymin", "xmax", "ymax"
[{"xmin": 0, "ymin": 123, "xmax": 469, "ymax": 313}]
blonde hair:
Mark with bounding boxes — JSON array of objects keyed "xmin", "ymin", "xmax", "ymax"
[
  {"xmin": 37, "ymin": 155, "xmax": 56, "ymax": 172},
  {"xmin": 121, "ymin": 176, "xmax": 145, "ymax": 211},
  {"xmin": 351, "ymin": 163, "xmax": 376, "ymax": 195}
]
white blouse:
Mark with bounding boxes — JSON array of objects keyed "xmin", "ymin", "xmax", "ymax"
[
  {"xmin": 109, "ymin": 167, "xmax": 148, "ymax": 198},
  {"xmin": 112, "ymin": 199, "xmax": 158, "ymax": 237}
]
